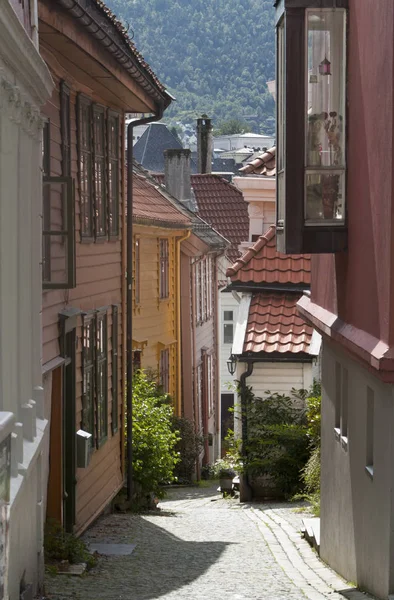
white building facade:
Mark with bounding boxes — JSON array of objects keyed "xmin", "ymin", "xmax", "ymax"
[{"xmin": 0, "ymin": 2, "xmax": 53, "ymax": 597}]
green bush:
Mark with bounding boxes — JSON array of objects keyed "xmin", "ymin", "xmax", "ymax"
[
  {"xmin": 172, "ymin": 416, "xmax": 204, "ymax": 483},
  {"xmin": 132, "ymin": 371, "xmax": 180, "ymax": 504},
  {"xmin": 301, "ymin": 384, "xmax": 321, "ymax": 514},
  {"xmin": 44, "ymin": 519, "xmax": 97, "ymax": 570},
  {"xmin": 242, "ymin": 387, "xmax": 310, "ymax": 497}
]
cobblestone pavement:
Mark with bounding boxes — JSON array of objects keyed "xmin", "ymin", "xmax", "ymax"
[{"xmin": 45, "ymin": 484, "xmax": 375, "ymax": 600}]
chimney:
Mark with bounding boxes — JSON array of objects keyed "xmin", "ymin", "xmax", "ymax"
[
  {"xmin": 197, "ymin": 115, "xmax": 213, "ymax": 174},
  {"xmin": 164, "ymin": 149, "xmax": 197, "ymax": 212}
]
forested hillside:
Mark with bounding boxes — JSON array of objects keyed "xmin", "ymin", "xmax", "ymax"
[{"xmin": 105, "ymin": 0, "xmax": 276, "ymax": 134}]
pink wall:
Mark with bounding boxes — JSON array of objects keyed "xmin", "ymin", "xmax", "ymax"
[{"xmin": 311, "ymin": 0, "xmax": 394, "ymax": 346}]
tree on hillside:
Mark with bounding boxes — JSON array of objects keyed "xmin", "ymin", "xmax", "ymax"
[{"xmin": 215, "ymin": 119, "xmax": 251, "ymax": 136}]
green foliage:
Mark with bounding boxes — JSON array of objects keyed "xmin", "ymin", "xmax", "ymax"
[
  {"xmin": 132, "ymin": 371, "xmax": 180, "ymax": 502},
  {"xmin": 300, "ymin": 385, "xmax": 321, "ymax": 514},
  {"xmin": 215, "ymin": 119, "xmax": 251, "ymax": 136},
  {"xmin": 242, "ymin": 387, "xmax": 310, "ymax": 497},
  {"xmin": 172, "ymin": 416, "xmax": 204, "ymax": 483},
  {"xmin": 44, "ymin": 519, "xmax": 97, "ymax": 570},
  {"xmin": 104, "ymin": 0, "xmax": 276, "ymax": 134}
]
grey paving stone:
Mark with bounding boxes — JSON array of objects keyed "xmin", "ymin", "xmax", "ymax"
[{"xmin": 44, "ymin": 484, "xmax": 377, "ymax": 600}]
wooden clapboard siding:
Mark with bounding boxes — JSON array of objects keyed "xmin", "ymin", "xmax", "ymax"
[
  {"xmin": 133, "ymin": 225, "xmax": 182, "ymax": 402},
  {"xmin": 42, "ymin": 63, "xmax": 124, "ymax": 532},
  {"xmin": 248, "ymin": 362, "xmax": 312, "ymax": 398}
]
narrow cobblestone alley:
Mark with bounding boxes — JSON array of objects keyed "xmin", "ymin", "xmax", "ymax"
[{"xmin": 45, "ymin": 484, "xmax": 374, "ymax": 600}]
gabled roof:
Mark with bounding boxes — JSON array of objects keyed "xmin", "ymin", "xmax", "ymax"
[
  {"xmin": 134, "ymin": 123, "xmax": 182, "ymax": 172},
  {"xmin": 239, "ymin": 147, "xmax": 276, "ymax": 176},
  {"xmin": 133, "ymin": 169, "xmax": 191, "ymax": 228},
  {"xmin": 226, "ymin": 226, "xmax": 311, "ymax": 287},
  {"xmin": 155, "ymin": 173, "xmax": 249, "ymax": 263},
  {"xmin": 55, "ymin": 0, "xmax": 171, "ymax": 107},
  {"xmin": 242, "ymin": 292, "xmax": 313, "ymax": 355}
]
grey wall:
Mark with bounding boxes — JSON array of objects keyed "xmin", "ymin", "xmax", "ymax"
[{"xmin": 320, "ymin": 340, "xmax": 394, "ymax": 599}]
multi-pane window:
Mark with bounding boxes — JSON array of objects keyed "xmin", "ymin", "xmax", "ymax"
[
  {"xmin": 111, "ymin": 305, "xmax": 118, "ymax": 434},
  {"xmin": 60, "ymin": 81, "xmax": 71, "ymax": 177},
  {"xmin": 201, "ymin": 258, "xmax": 206, "ymax": 321},
  {"xmin": 82, "ymin": 310, "xmax": 110, "ymax": 449},
  {"xmin": 93, "ymin": 106, "xmax": 106, "ymax": 238},
  {"xmin": 96, "ymin": 311, "xmax": 108, "ymax": 445},
  {"xmin": 77, "ymin": 96, "xmax": 120, "ymax": 240},
  {"xmin": 160, "ymin": 349, "xmax": 170, "ymax": 393},
  {"xmin": 207, "ymin": 354, "xmax": 213, "ymax": 415},
  {"xmin": 223, "ymin": 310, "xmax": 234, "ymax": 344},
  {"xmin": 195, "ymin": 256, "xmax": 214, "ymax": 324},
  {"xmin": 196, "ymin": 261, "xmax": 201, "ymax": 323},
  {"xmin": 207, "ymin": 256, "xmax": 213, "ymax": 318},
  {"xmin": 82, "ymin": 314, "xmax": 95, "ymax": 443},
  {"xmin": 135, "ymin": 238, "xmax": 141, "ymax": 305},
  {"xmin": 108, "ymin": 112, "xmax": 120, "ymax": 237},
  {"xmin": 197, "ymin": 364, "xmax": 203, "ymax": 432},
  {"xmin": 159, "ymin": 239, "xmax": 169, "ymax": 299},
  {"xmin": 78, "ymin": 96, "xmax": 93, "ymax": 238},
  {"xmin": 42, "ymin": 95, "xmax": 75, "ymax": 290}
]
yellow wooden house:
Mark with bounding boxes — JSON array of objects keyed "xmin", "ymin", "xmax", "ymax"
[{"xmin": 132, "ymin": 166, "xmax": 191, "ymax": 413}]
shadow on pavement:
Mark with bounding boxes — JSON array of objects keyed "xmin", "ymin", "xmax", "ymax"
[{"xmin": 46, "ymin": 512, "xmax": 231, "ymax": 600}]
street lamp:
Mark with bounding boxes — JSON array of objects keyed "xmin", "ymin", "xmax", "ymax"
[{"xmin": 227, "ymin": 354, "xmax": 237, "ymax": 376}]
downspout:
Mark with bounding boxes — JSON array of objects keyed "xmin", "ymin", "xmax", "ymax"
[
  {"xmin": 126, "ymin": 109, "xmax": 163, "ymax": 502},
  {"xmin": 175, "ymin": 230, "xmax": 191, "ymax": 416},
  {"xmin": 239, "ymin": 361, "xmax": 254, "ymax": 502}
]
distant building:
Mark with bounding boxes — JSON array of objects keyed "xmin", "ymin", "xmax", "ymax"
[{"xmin": 213, "ymin": 133, "xmax": 275, "ymax": 152}]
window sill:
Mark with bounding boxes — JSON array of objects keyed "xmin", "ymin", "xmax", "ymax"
[
  {"xmin": 341, "ymin": 435, "xmax": 348, "ymax": 451},
  {"xmin": 80, "ymin": 236, "xmax": 95, "ymax": 244},
  {"xmin": 334, "ymin": 427, "xmax": 341, "ymax": 441},
  {"xmin": 365, "ymin": 465, "xmax": 374, "ymax": 479}
]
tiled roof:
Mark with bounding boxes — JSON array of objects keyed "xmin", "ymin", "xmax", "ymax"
[
  {"xmin": 239, "ymin": 147, "xmax": 276, "ymax": 176},
  {"xmin": 155, "ymin": 173, "xmax": 249, "ymax": 263},
  {"xmin": 226, "ymin": 226, "xmax": 311, "ymax": 286},
  {"xmin": 243, "ymin": 292, "xmax": 313, "ymax": 355},
  {"xmin": 55, "ymin": 0, "xmax": 170, "ymax": 106},
  {"xmin": 190, "ymin": 175, "xmax": 249, "ymax": 263},
  {"xmin": 133, "ymin": 170, "xmax": 191, "ymax": 228}
]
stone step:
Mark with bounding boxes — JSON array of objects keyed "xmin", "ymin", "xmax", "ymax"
[{"xmin": 302, "ymin": 517, "xmax": 320, "ymax": 553}]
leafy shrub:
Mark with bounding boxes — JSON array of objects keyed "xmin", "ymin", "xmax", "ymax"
[
  {"xmin": 44, "ymin": 519, "xmax": 97, "ymax": 570},
  {"xmin": 301, "ymin": 384, "xmax": 321, "ymax": 514},
  {"xmin": 132, "ymin": 371, "xmax": 180, "ymax": 504},
  {"xmin": 242, "ymin": 387, "xmax": 310, "ymax": 497},
  {"xmin": 172, "ymin": 416, "xmax": 204, "ymax": 483}
]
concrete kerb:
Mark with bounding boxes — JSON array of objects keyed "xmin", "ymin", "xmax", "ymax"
[{"xmin": 245, "ymin": 504, "xmax": 377, "ymax": 600}]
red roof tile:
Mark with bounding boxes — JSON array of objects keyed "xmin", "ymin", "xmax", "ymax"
[
  {"xmin": 155, "ymin": 174, "xmax": 249, "ymax": 263},
  {"xmin": 226, "ymin": 226, "xmax": 311, "ymax": 286},
  {"xmin": 243, "ymin": 292, "xmax": 313, "ymax": 354},
  {"xmin": 133, "ymin": 172, "xmax": 191, "ymax": 227},
  {"xmin": 240, "ymin": 147, "xmax": 276, "ymax": 176}
]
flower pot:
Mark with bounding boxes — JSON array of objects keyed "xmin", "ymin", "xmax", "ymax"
[{"xmin": 220, "ymin": 477, "xmax": 233, "ymax": 492}]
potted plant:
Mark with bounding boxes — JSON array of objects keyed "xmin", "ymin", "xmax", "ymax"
[{"xmin": 213, "ymin": 458, "xmax": 236, "ymax": 493}]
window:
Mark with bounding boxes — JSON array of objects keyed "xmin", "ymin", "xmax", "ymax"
[
  {"xmin": 275, "ymin": 0, "xmax": 348, "ymax": 254},
  {"xmin": 135, "ymin": 238, "xmax": 141, "ymax": 305},
  {"xmin": 207, "ymin": 256, "xmax": 213, "ymax": 318},
  {"xmin": 111, "ymin": 305, "xmax": 118, "ymax": 434},
  {"xmin": 93, "ymin": 106, "xmax": 106, "ymax": 239},
  {"xmin": 159, "ymin": 239, "xmax": 169, "ymax": 299},
  {"xmin": 42, "ymin": 113, "xmax": 76, "ymax": 289},
  {"xmin": 96, "ymin": 311, "xmax": 108, "ymax": 446},
  {"xmin": 197, "ymin": 364, "xmax": 203, "ymax": 432},
  {"xmin": 82, "ymin": 310, "xmax": 109, "ymax": 449},
  {"xmin": 196, "ymin": 261, "xmax": 201, "ymax": 323},
  {"xmin": 366, "ymin": 387, "xmax": 374, "ymax": 477},
  {"xmin": 82, "ymin": 314, "xmax": 95, "ymax": 443},
  {"xmin": 223, "ymin": 311, "xmax": 234, "ymax": 345},
  {"xmin": 77, "ymin": 96, "xmax": 120, "ymax": 241},
  {"xmin": 201, "ymin": 258, "xmax": 206, "ymax": 321},
  {"xmin": 78, "ymin": 96, "xmax": 93, "ymax": 238},
  {"xmin": 60, "ymin": 81, "xmax": 71, "ymax": 177},
  {"xmin": 133, "ymin": 350, "xmax": 142, "ymax": 371},
  {"xmin": 160, "ymin": 349, "xmax": 170, "ymax": 393},
  {"xmin": 207, "ymin": 354, "xmax": 213, "ymax": 415},
  {"xmin": 108, "ymin": 112, "xmax": 120, "ymax": 237}
]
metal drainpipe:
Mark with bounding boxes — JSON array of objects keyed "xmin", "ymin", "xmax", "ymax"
[
  {"xmin": 126, "ymin": 109, "xmax": 163, "ymax": 501},
  {"xmin": 239, "ymin": 361, "xmax": 254, "ymax": 502}
]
